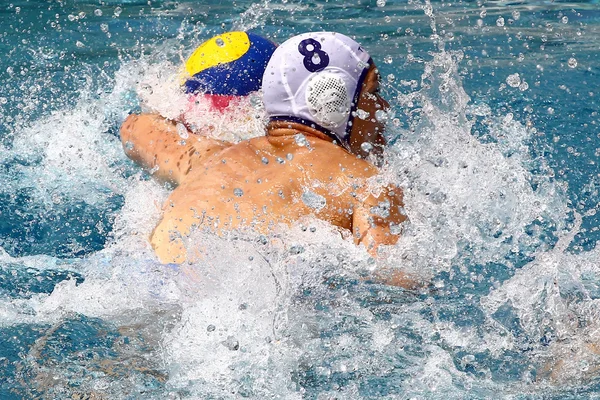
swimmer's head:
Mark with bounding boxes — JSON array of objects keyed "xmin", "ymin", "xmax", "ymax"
[
  {"xmin": 262, "ymin": 32, "xmax": 385, "ymax": 151},
  {"xmin": 184, "ymin": 31, "xmax": 277, "ymax": 97}
]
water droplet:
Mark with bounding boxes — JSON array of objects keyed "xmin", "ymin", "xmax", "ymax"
[
  {"xmin": 496, "ymin": 17, "xmax": 505, "ymax": 27},
  {"xmin": 387, "ymin": 73, "xmax": 395, "ymax": 83},
  {"xmin": 376, "ymin": 0, "xmax": 386, "ymax": 7},
  {"xmin": 114, "ymin": 7, "xmax": 122, "ymax": 17},
  {"xmin": 519, "ymin": 81, "xmax": 529, "ymax": 91},
  {"xmin": 506, "ymin": 73, "xmax": 521, "ymax": 88},
  {"xmin": 207, "ymin": 324, "xmax": 216, "ymax": 332},
  {"xmin": 215, "ymin": 38, "xmax": 225, "ymax": 47},
  {"xmin": 294, "ymin": 134, "xmax": 309, "ymax": 147},
  {"xmin": 68, "ymin": 14, "xmax": 76, "ymax": 22},
  {"xmin": 384, "ymin": 55, "xmax": 393, "ymax": 64},
  {"xmin": 511, "ymin": 10, "xmax": 520, "ymax": 20},
  {"xmin": 276, "ymin": 157, "xmax": 285, "ymax": 164},
  {"xmin": 286, "ymin": 153, "xmax": 293, "ymax": 161},
  {"xmin": 233, "ymin": 188, "xmax": 244, "ymax": 197},
  {"xmin": 361, "ymin": 142, "xmax": 373, "ymax": 152},
  {"xmin": 94, "ymin": 9, "xmax": 103, "ymax": 16},
  {"xmin": 568, "ymin": 57, "xmax": 577, "ymax": 68},
  {"xmin": 301, "ymin": 191, "xmax": 326, "ymax": 211},
  {"xmin": 176, "ymin": 123, "xmax": 189, "ymax": 139},
  {"xmin": 479, "ymin": 9, "xmax": 487, "ymax": 18},
  {"xmin": 547, "ymin": 107, "xmax": 555, "ymax": 115},
  {"xmin": 561, "ymin": 16, "xmax": 568, "ymax": 24},
  {"xmin": 75, "ymin": 41, "xmax": 85, "ymax": 48},
  {"xmin": 100, "ymin": 23, "xmax": 109, "ymax": 33},
  {"xmin": 375, "ymin": 109, "xmax": 389, "ymax": 122},
  {"xmin": 356, "ymin": 109, "xmax": 369, "ymax": 120},
  {"xmin": 222, "ymin": 336, "xmax": 239, "ymax": 351}
]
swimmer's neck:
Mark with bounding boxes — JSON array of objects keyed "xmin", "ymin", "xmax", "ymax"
[{"xmin": 266, "ymin": 121, "xmax": 337, "ymax": 144}]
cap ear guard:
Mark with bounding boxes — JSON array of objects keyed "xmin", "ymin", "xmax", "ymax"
[{"xmin": 305, "ymin": 73, "xmax": 350, "ymax": 128}]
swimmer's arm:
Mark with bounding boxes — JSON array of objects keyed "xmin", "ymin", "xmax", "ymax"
[
  {"xmin": 352, "ymin": 186, "xmax": 419, "ymax": 289},
  {"xmin": 120, "ymin": 113, "xmax": 231, "ymax": 185}
]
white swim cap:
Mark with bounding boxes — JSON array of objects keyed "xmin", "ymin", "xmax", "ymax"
[{"xmin": 262, "ymin": 32, "xmax": 372, "ymax": 148}]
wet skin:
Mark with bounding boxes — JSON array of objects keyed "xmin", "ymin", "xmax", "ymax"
[{"xmin": 120, "ymin": 65, "xmax": 406, "ymax": 266}]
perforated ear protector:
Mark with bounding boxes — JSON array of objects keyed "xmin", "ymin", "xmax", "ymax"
[
  {"xmin": 305, "ymin": 73, "xmax": 350, "ymax": 128},
  {"xmin": 262, "ymin": 32, "xmax": 371, "ymax": 148}
]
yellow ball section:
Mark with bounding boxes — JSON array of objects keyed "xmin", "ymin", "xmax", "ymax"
[{"xmin": 185, "ymin": 31, "xmax": 251, "ymax": 77}]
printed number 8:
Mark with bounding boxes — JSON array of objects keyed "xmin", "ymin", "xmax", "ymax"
[{"xmin": 298, "ymin": 38, "xmax": 330, "ymax": 73}]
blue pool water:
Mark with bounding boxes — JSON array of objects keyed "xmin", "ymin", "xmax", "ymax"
[{"xmin": 1, "ymin": 0, "xmax": 600, "ymax": 398}]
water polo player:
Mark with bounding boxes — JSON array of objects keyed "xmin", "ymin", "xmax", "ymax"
[
  {"xmin": 121, "ymin": 32, "xmax": 413, "ymax": 287},
  {"xmin": 179, "ymin": 31, "xmax": 277, "ymax": 140},
  {"xmin": 123, "ymin": 31, "xmax": 276, "ymax": 185}
]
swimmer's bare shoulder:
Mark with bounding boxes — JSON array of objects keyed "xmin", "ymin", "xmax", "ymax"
[
  {"xmin": 120, "ymin": 113, "xmax": 232, "ymax": 185},
  {"xmin": 247, "ymin": 133, "xmax": 407, "ymax": 253}
]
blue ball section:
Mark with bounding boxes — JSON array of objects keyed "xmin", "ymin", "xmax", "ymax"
[{"xmin": 184, "ymin": 32, "xmax": 277, "ymax": 96}]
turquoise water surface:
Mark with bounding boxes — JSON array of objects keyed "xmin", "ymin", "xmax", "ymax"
[{"xmin": 1, "ymin": 0, "xmax": 600, "ymax": 398}]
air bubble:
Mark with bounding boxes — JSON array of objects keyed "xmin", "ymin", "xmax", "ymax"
[
  {"xmin": 512, "ymin": 10, "xmax": 520, "ymax": 20},
  {"xmin": 361, "ymin": 142, "xmax": 373, "ymax": 152},
  {"xmin": 387, "ymin": 74, "xmax": 395, "ymax": 83},
  {"xmin": 233, "ymin": 188, "xmax": 244, "ymax": 197},
  {"xmin": 561, "ymin": 16, "xmax": 568, "ymax": 24},
  {"xmin": 384, "ymin": 55, "xmax": 393, "ymax": 64},
  {"xmin": 261, "ymin": 157, "xmax": 269, "ymax": 164},
  {"xmin": 496, "ymin": 17, "xmax": 505, "ymax": 27},
  {"xmin": 114, "ymin": 7, "xmax": 122, "ymax": 17},
  {"xmin": 94, "ymin": 9, "xmax": 103, "ymax": 16},
  {"xmin": 376, "ymin": 0, "xmax": 386, "ymax": 7},
  {"xmin": 216, "ymin": 38, "xmax": 225, "ymax": 47}
]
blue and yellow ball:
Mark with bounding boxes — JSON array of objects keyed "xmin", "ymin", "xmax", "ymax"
[{"xmin": 183, "ymin": 31, "xmax": 277, "ymax": 96}]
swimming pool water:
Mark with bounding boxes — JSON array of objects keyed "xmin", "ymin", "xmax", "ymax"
[{"xmin": 1, "ymin": 0, "xmax": 600, "ymax": 398}]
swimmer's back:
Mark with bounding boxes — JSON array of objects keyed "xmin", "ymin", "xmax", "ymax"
[
  {"xmin": 174, "ymin": 133, "xmax": 379, "ymax": 230},
  {"xmin": 151, "ymin": 133, "xmax": 401, "ymax": 263}
]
